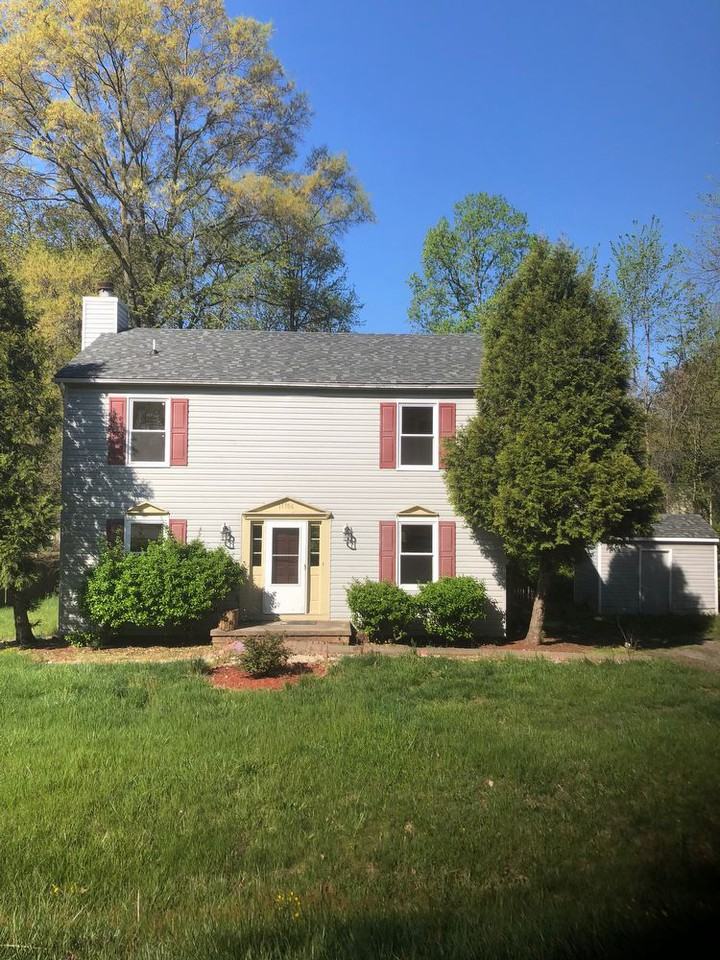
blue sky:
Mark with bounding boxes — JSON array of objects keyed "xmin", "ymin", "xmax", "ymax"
[{"xmin": 233, "ymin": 0, "xmax": 719, "ymax": 333}]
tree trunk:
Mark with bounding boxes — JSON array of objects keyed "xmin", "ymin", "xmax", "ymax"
[
  {"xmin": 525, "ymin": 557, "xmax": 553, "ymax": 646},
  {"xmin": 9, "ymin": 589, "xmax": 35, "ymax": 647}
]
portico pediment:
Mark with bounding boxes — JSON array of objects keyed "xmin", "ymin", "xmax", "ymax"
[{"xmin": 244, "ymin": 497, "xmax": 332, "ymax": 519}]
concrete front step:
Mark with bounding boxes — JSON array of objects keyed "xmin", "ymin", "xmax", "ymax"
[{"xmin": 211, "ymin": 619, "xmax": 354, "ymax": 643}]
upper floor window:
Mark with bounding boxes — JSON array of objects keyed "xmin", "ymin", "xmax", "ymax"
[
  {"xmin": 129, "ymin": 399, "xmax": 169, "ymax": 466},
  {"xmin": 399, "ymin": 404, "xmax": 436, "ymax": 468}
]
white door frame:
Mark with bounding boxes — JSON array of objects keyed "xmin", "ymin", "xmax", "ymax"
[{"xmin": 263, "ymin": 520, "xmax": 308, "ymax": 615}]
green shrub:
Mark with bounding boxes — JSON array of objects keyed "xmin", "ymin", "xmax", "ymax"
[
  {"xmin": 66, "ymin": 630, "xmax": 103, "ymax": 649},
  {"xmin": 239, "ymin": 634, "xmax": 290, "ymax": 677},
  {"xmin": 346, "ymin": 579, "xmax": 417, "ymax": 642},
  {"xmin": 83, "ymin": 538, "xmax": 245, "ymax": 632},
  {"xmin": 416, "ymin": 576, "xmax": 487, "ymax": 645}
]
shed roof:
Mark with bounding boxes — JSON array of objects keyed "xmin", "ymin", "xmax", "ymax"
[
  {"xmin": 56, "ymin": 328, "xmax": 482, "ymax": 388},
  {"xmin": 644, "ymin": 514, "xmax": 719, "ymax": 540}
]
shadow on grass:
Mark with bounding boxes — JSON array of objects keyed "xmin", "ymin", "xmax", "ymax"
[
  {"xmin": 528, "ymin": 601, "xmax": 719, "ymax": 650},
  {"xmin": 196, "ymin": 899, "xmax": 720, "ymax": 960},
  {"xmin": 0, "ymin": 632, "xmax": 213, "ymax": 653}
]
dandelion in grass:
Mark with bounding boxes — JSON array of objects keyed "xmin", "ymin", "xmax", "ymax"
[{"xmin": 275, "ymin": 890, "xmax": 302, "ymax": 921}]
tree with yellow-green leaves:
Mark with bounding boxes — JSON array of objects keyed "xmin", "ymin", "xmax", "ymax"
[{"xmin": 0, "ymin": 0, "xmax": 371, "ymax": 330}]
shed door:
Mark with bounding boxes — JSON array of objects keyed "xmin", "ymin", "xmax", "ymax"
[{"xmin": 640, "ymin": 549, "xmax": 671, "ymax": 614}]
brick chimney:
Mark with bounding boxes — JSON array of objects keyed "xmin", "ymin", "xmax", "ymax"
[{"xmin": 81, "ymin": 281, "xmax": 129, "ymax": 350}]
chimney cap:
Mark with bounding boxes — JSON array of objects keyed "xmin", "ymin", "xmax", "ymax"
[{"xmin": 96, "ymin": 278, "xmax": 114, "ymax": 296}]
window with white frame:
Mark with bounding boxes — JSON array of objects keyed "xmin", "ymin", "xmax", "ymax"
[
  {"xmin": 399, "ymin": 521, "xmax": 437, "ymax": 587},
  {"xmin": 399, "ymin": 404, "xmax": 436, "ymax": 468},
  {"xmin": 129, "ymin": 398, "xmax": 169, "ymax": 465},
  {"xmin": 125, "ymin": 516, "xmax": 168, "ymax": 552}
]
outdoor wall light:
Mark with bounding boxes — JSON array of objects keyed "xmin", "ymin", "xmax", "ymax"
[
  {"xmin": 344, "ymin": 524, "xmax": 357, "ymax": 550},
  {"xmin": 221, "ymin": 523, "xmax": 235, "ymax": 550}
]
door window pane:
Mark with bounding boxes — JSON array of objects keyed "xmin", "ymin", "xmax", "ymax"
[
  {"xmin": 129, "ymin": 522, "xmax": 164, "ymax": 552},
  {"xmin": 251, "ymin": 522, "xmax": 263, "ymax": 567},
  {"xmin": 272, "ymin": 528, "xmax": 299, "ymax": 584},
  {"xmin": 309, "ymin": 522, "xmax": 321, "ymax": 567}
]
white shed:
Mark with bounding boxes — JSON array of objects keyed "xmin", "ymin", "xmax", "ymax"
[{"xmin": 574, "ymin": 514, "xmax": 719, "ymax": 615}]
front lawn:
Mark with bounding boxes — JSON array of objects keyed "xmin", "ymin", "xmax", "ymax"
[
  {"xmin": 0, "ymin": 654, "xmax": 719, "ymax": 959},
  {"xmin": 0, "ymin": 594, "xmax": 58, "ymax": 641}
]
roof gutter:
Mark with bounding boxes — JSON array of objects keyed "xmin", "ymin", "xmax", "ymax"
[{"xmin": 54, "ymin": 377, "xmax": 477, "ymax": 391}]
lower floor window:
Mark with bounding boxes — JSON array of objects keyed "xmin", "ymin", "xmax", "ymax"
[
  {"xmin": 399, "ymin": 522, "xmax": 435, "ymax": 586},
  {"xmin": 128, "ymin": 521, "xmax": 165, "ymax": 552}
]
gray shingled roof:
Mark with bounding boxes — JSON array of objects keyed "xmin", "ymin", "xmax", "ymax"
[
  {"xmin": 645, "ymin": 513, "xmax": 719, "ymax": 540},
  {"xmin": 56, "ymin": 329, "xmax": 482, "ymax": 387}
]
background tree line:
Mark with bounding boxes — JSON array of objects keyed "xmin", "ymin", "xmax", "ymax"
[{"xmin": 409, "ymin": 190, "xmax": 720, "ymax": 529}]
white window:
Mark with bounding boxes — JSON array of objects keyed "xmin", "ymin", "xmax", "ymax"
[
  {"xmin": 128, "ymin": 398, "xmax": 170, "ymax": 466},
  {"xmin": 398, "ymin": 404, "xmax": 437, "ymax": 469},
  {"xmin": 398, "ymin": 520, "xmax": 438, "ymax": 589},
  {"xmin": 124, "ymin": 516, "xmax": 168, "ymax": 552}
]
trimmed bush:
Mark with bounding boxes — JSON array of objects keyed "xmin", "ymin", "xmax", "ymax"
[
  {"xmin": 66, "ymin": 630, "xmax": 103, "ymax": 649},
  {"xmin": 416, "ymin": 576, "xmax": 487, "ymax": 645},
  {"xmin": 239, "ymin": 634, "xmax": 290, "ymax": 677},
  {"xmin": 83, "ymin": 538, "xmax": 245, "ymax": 632},
  {"xmin": 346, "ymin": 579, "xmax": 417, "ymax": 642}
]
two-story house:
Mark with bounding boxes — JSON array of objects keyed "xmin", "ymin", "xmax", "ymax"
[{"xmin": 55, "ymin": 286, "xmax": 506, "ymax": 634}]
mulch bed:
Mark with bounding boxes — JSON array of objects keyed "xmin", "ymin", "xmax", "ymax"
[{"xmin": 209, "ymin": 662, "xmax": 326, "ymax": 691}]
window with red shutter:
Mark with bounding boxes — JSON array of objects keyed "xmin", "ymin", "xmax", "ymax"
[
  {"xmin": 106, "ymin": 518, "xmax": 124, "ymax": 546},
  {"xmin": 438, "ymin": 521, "xmax": 456, "ymax": 577},
  {"xmin": 169, "ymin": 519, "xmax": 188, "ymax": 543},
  {"xmin": 379, "ymin": 403, "xmax": 397, "ymax": 469},
  {"xmin": 170, "ymin": 399, "xmax": 188, "ymax": 466},
  {"xmin": 438, "ymin": 403, "xmax": 456, "ymax": 469},
  {"xmin": 378, "ymin": 521, "xmax": 396, "ymax": 582},
  {"xmin": 107, "ymin": 397, "xmax": 127, "ymax": 464}
]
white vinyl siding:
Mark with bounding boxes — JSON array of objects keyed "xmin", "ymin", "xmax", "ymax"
[
  {"xmin": 58, "ymin": 386, "xmax": 506, "ymax": 633},
  {"xmin": 81, "ymin": 296, "xmax": 128, "ymax": 350}
]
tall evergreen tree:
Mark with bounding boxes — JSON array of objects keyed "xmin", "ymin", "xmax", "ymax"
[
  {"xmin": 0, "ymin": 258, "xmax": 59, "ymax": 644},
  {"xmin": 446, "ymin": 240, "xmax": 662, "ymax": 643}
]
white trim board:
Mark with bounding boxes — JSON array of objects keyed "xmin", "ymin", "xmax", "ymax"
[{"xmin": 627, "ymin": 537, "xmax": 719, "ymax": 544}]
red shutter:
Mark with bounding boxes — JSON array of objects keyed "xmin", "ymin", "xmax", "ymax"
[
  {"xmin": 379, "ymin": 403, "xmax": 397, "ymax": 469},
  {"xmin": 106, "ymin": 518, "xmax": 124, "ymax": 546},
  {"xmin": 170, "ymin": 399, "xmax": 188, "ymax": 466},
  {"xmin": 439, "ymin": 403, "xmax": 456, "ymax": 469},
  {"xmin": 438, "ymin": 521, "xmax": 456, "ymax": 578},
  {"xmin": 107, "ymin": 397, "xmax": 127, "ymax": 464},
  {"xmin": 378, "ymin": 521, "xmax": 396, "ymax": 583},
  {"xmin": 169, "ymin": 519, "xmax": 187, "ymax": 543}
]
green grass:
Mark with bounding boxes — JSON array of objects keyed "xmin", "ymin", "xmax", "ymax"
[
  {"xmin": 0, "ymin": 594, "xmax": 58, "ymax": 641},
  {"xmin": 0, "ymin": 653, "xmax": 719, "ymax": 959}
]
